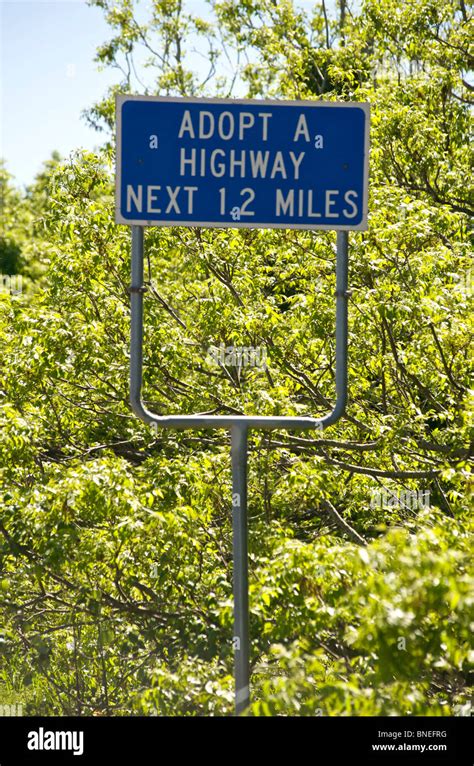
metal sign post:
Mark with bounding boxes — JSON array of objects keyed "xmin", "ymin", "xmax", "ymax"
[
  {"xmin": 120, "ymin": 95, "xmax": 369, "ymax": 714},
  {"xmin": 231, "ymin": 424, "xmax": 249, "ymax": 714},
  {"xmin": 129, "ymin": 225, "xmax": 349, "ymax": 714}
]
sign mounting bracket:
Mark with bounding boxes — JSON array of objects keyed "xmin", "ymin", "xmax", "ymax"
[{"xmin": 129, "ymin": 225, "xmax": 349, "ymax": 714}]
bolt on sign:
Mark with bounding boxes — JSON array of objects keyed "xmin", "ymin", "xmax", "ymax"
[
  {"xmin": 116, "ymin": 96, "xmax": 369, "ymax": 229},
  {"xmin": 116, "ymin": 95, "xmax": 370, "ymax": 715}
]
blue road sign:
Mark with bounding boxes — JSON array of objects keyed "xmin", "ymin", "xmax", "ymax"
[{"xmin": 116, "ymin": 96, "xmax": 369, "ymax": 230}]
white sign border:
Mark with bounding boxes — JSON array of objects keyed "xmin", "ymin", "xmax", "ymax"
[{"xmin": 115, "ymin": 94, "xmax": 370, "ymax": 231}]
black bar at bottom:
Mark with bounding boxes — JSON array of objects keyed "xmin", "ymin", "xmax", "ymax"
[{"xmin": 0, "ymin": 715, "xmax": 470, "ymax": 764}]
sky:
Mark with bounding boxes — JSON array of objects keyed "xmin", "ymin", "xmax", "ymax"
[{"xmin": 0, "ymin": 0, "xmax": 122, "ymax": 188}]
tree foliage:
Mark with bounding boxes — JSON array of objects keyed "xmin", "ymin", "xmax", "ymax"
[{"xmin": 0, "ymin": 0, "xmax": 472, "ymax": 715}]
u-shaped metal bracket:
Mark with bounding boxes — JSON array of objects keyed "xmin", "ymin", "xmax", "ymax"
[{"xmin": 129, "ymin": 226, "xmax": 349, "ymax": 432}]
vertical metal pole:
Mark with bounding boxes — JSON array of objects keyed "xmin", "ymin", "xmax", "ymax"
[
  {"xmin": 334, "ymin": 230, "xmax": 349, "ymax": 419},
  {"xmin": 231, "ymin": 424, "xmax": 250, "ymax": 715},
  {"xmin": 130, "ymin": 226, "xmax": 145, "ymax": 415}
]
